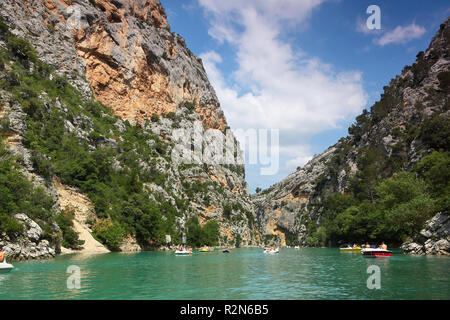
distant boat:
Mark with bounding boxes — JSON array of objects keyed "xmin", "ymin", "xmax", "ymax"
[
  {"xmin": 339, "ymin": 245, "xmax": 362, "ymax": 252},
  {"xmin": 263, "ymin": 248, "xmax": 279, "ymax": 254},
  {"xmin": 174, "ymin": 249, "xmax": 191, "ymax": 255},
  {"xmin": 198, "ymin": 247, "xmax": 214, "ymax": 252},
  {"xmin": 222, "ymin": 249, "xmax": 231, "ymax": 253},
  {"xmin": 361, "ymin": 248, "xmax": 392, "ymax": 257},
  {"xmin": 0, "ymin": 258, "xmax": 14, "ymax": 273}
]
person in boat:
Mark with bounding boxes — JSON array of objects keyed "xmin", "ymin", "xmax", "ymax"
[
  {"xmin": 0, "ymin": 247, "xmax": 4, "ymax": 263},
  {"xmin": 380, "ymin": 242, "xmax": 387, "ymax": 250},
  {"xmin": 365, "ymin": 242, "xmax": 371, "ymax": 248}
]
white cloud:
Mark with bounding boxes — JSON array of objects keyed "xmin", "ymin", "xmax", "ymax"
[
  {"xmin": 197, "ymin": 0, "xmax": 367, "ymax": 179},
  {"xmin": 375, "ymin": 23, "xmax": 426, "ymax": 46},
  {"xmin": 281, "ymin": 144, "xmax": 314, "ymax": 171}
]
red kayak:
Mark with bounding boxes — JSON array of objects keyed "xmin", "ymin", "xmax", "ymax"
[{"xmin": 361, "ymin": 248, "xmax": 392, "ymax": 257}]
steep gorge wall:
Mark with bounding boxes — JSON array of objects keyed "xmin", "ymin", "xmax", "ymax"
[
  {"xmin": 253, "ymin": 18, "xmax": 450, "ymax": 251},
  {"xmin": 0, "ymin": 0, "xmax": 259, "ymax": 259}
]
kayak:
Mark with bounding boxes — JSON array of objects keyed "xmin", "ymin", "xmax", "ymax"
[
  {"xmin": 222, "ymin": 249, "xmax": 231, "ymax": 253},
  {"xmin": 340, "ymin": 246, "xmax": 362, "ymax": 252},
  {"xmin": 0, "ymin": 259, "xmax": 14, "ymax": 273},
  {"xmin": 199, "ymin": 248, "xmax": 214, "ymax": 252},
  {"xmin": 361, "ymin": 248, "xmax": 392, "ymax": 257}
]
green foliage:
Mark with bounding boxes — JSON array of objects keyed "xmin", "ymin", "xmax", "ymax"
[
  {"xmin": 185, "ymin": 217, "xmax": 219, "ymax": 247},
  {"xmin": 322, "ymin": 172, "xmax": 435, "ymax": 246},
  {"xmin": 31, "ymin": 152, "xmax": 53, "ymax": 181},
  {"xmin": 349, "ymin": 148, "xmax": 386, "ymax": 201},
  {"xmin": 223, "ymin": 204, "xmax": 232, "ymax": 219},
  {"xmin": 371, "ymin": 86, "xmax": 402, "ymax": 123},
  {"xmin": 245, "ymin": 210, "xmax": 255, "ymax": 228},
  {"xmin": 411, "ymin": 51, "xmax": 430, "ymax": 85},
  {"xmin": 151, "ymin": 114, "xmax": 159, "ymax": 122},
  {"xmin": 202, "ymin": 220, "xmax": 220, "ymax": 246},
  {"xmin": 0, "ymin": 139, "xmax": 56, "ymax": 238},
  {"xmin": 54, "ymin": 210, "xmax": 84, "ymax": 249},
  {"xmin": 419, "ymin": 113, "xmax": 450, "ymax": 151},
  {"xmin": 348, "ymin": 109, "xmax": 371, "ymax": 140},
  {"xmin": 0, "ymin": 214, "xmax": 24, "ymax": 236},
  {"xmin": 92, "ymin": 218, "xmax": 126, "ymax": 250},
  {"xmin": 164, "ymin": 112, "xmax": 176, "ymax": 120},
  {"xmin": 437, "ymin": 71, "xmax": 450, "ymax": 92},
  {"xmin": 234, "ymin": 233, "xmax": 242, "ymax": 248},
  {"xmin": 7, "ymin": 36, "xmax": 38, "ymax": 66},
  {"xmin": 305, "ymin": 226, "xmax": 327, "ymax": 247},
  {"xmin": 416, "ymin": 151, "xmax": 450, "ymax": 213},
  {"xmin": 263, "ymin": 234, "xmax": 278, "ymax": 245},
  {"xmin": 0, "ymin": 17, "xmax": 9, "ymax": 35},
  {"xmin": 0, "ymin": 142, "xmax": 55, "ymax": 221},
  {"xmin": 180, "ymin": 101, "xmax": 196, "ymax": 113}
]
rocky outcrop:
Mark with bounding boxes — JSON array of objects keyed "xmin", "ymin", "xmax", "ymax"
[
  {"xmin": 0, "ymin": 0, "xmax": 227, "ymax": 130},
  {"xmin": 253, "ymin": 18, "xmax": 450, "ymax": 249},
  {"xmin": 0, "ymin": 214, "xmax": 56, "ymax": 261},
  {"xmin": 401, "ymin": 213, "xmax": 450, "ymax": 255},
  {"xmin": 252, "ymin": 146, "xmax": 340, "ymax": 245}
]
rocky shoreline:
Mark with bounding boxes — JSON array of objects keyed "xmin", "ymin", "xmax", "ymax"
[
  {"xmin": 0, "ymin": 214, "xmax": 56, "ymax": 261},
  {"xmin": 401, "ymin": 212, "xmax": 450, "ymax": 255}
]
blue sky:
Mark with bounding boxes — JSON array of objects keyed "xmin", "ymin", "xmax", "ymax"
[{"xmin": 161, "ymin": 0, "xmax": 450, "ymax": 193}]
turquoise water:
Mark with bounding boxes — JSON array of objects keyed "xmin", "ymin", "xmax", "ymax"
[{"xmin": 1, "ymin": 248, "xmax": 449, "ymax": 299}]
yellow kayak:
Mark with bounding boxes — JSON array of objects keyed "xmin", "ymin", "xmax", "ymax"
[{"xmin": 339, "ymin": 246, "xmax": 362, "ymax": 252}]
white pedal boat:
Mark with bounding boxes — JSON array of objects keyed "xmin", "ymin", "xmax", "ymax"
[
  {"xmin": 0, "ymin": 258, "xmax": 14, "ymax": 273},
  {"xmin": 175, "ymin": 249, "xmax": 191, "ymax": 255},
  {"xmin": 263, "ymin": 248, "xmax": 279, "ymax": 254}
]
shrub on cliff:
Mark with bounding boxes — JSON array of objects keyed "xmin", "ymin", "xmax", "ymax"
[
  {"xmin": 7, "ymin": 37, "xmax": 38, "ymax": 66},
  {"xmin": 92, "ymin": 218, "xmax": 125, "ymax": 250},
  {"xmin": 202, "ymin": 220, "xmax": 220, "ymax": 246},
  {"xmin": 185, "ymin": 217, "xmax": 220, "ymax": 247},
  {"xmin": 437, "ymin": 71, "xmax": 450, "ymax": 92},
  {"xmin": 0, "ymin": 139, "xmax": 56, "ymax": 239},
  {"xmin": 0, "ymin": 214, "xmax": 24, "ymax": 236},
  {"xmin": 416, "ymin": 151, "xmax": 450, "ymax": 213},
  {"xmin": 151, "ymin": 114, "xmax": 159, "ymax": 122},
  {"xmin": 419, "ymin": 113, "xmax": 450, "ymax": 151},
  {"xmin": 55, "ymin": 210, "xmax": 84, "ymax": 249}
]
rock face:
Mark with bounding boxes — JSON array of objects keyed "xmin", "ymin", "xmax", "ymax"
[
  {"xmin": 252, "ymin": 146, "xmax": 339, "ymax": 246},
  {"xmin": 0, "ymin": 0, "xmax": 227, "ymax": 130},
  {"xmin": 402, "ymin": 213, "xmax": 450, "ymax": 255},
  {"xmin": 253, "ymin": 18, "xmax": 450, "ymax": 251},
  {"xmin": 0, "ymin": 214, "xmax": 56, "ymax": 261}
]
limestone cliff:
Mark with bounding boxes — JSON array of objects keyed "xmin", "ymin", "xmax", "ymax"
[
  {"xmin": 253, "ymin": 18, "xmax": 450, "ymax": 252},
  {"xmin": 0, "ymin": 0, "xmax": 226, "ymax": 130}
]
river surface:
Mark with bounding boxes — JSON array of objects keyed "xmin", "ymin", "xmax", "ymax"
[{"xmin": 1, "ymin": 248, "xmax": 449, "ymax": 299}]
